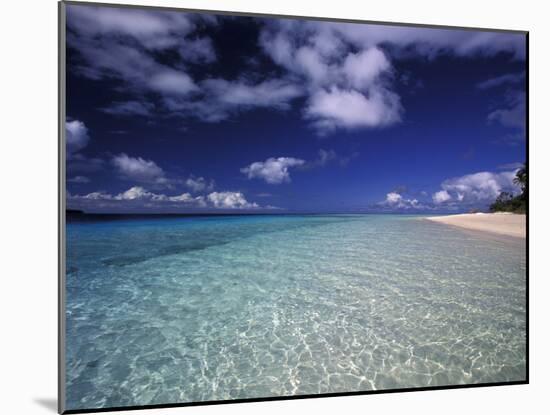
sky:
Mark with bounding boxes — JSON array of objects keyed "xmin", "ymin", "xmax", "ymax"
[{"xmin": 65, "ymin": 4, "xmax": 527, "ymax": 213}]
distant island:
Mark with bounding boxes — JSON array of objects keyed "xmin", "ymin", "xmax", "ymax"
[{"xmin": 66, "ymin": 209, "xmax": 86, "ymax": 219}]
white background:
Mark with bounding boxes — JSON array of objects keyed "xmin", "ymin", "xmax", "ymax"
[{"xmin": 0, "ymin": 0, "xmax": 547, "ymax": 413}]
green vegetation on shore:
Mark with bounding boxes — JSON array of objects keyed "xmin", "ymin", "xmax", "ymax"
[{"xmin": 489, "ymin": 163, "xmax": 527, "ymax": 213}]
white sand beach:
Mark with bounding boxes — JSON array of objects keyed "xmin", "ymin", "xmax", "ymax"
[{"xmin": 425, "ymin": 213, "xmax": 526, "ymax": 238}]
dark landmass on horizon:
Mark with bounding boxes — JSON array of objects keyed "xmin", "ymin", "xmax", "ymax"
[{"xmin": 65, "ymin": 209, "xmax": 462, "ymax": 223}]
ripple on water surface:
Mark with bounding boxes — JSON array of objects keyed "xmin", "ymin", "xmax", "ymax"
[{"xmin": 65, "ymin": 215, "xmax": 526, "ymax": 409}]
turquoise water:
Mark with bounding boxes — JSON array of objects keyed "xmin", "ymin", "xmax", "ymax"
[{"xmin": 65, "ymin": 214, "xmax": 526, "ymax": 410}]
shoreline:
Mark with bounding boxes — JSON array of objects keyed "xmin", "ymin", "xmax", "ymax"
[{"xmin": 425, "ymin": 213, "xmax": 526, "ymax": 239}]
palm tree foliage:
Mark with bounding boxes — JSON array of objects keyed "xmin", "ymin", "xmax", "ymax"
[
  {"xmin": 513, "ymin": 164, "xmax": 527, "ymax": 193},
  {"xmin": 489, "ymin": 162, "xmax": 527, "ymax": 213}
]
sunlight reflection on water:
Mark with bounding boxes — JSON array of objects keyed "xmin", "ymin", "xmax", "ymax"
[{"xmin": 65, "ymin": 215, "xmax": 526, "ymax": 410}]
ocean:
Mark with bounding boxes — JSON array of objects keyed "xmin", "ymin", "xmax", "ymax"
[{"xmin": 65, "ymin": 214, "xmax": 526, "ymax": 410}]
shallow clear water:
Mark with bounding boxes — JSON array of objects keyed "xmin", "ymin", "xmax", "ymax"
[{"xmin": 65, "ymin": 214, "xmax": 526, "ymax": 410}]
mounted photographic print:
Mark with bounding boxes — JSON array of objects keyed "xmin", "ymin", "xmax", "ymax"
[{"xmin": 59, "ymin": 1, "xmax": 528, "ymax": 413}]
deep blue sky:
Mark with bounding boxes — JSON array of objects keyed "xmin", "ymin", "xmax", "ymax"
[{"xmin": 65, "ymin": 4, "xmax": 526, "ymax": 213}]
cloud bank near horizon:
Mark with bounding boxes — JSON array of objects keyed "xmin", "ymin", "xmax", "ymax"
[
  {"xmin": 69, "ymin": 186, "xmax": 266, "ymax": 211},
  {"xmin": 379, "ymin": 168, "xmax": 522, "ymax": 211}
]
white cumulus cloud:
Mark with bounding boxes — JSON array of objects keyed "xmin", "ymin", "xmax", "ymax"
[
  {"xmin": 207, "ymin": 191, "xmax": 259, "ymax": 209},
  {"xmin": 241, "ymin": 157, "xmax": 306, "ymax": 184},
  {"xmin": 386, "ymin": 192, "xmax": 402, "ymax": 204},
  {"xmin": 114, "ymin": 186, "xmax": 155, "ymax": 200},
  {"xmin": 433, "ymin": 170, "xmax": 520, "ymax": 204},
  {"xmin": 384, "ymin": 191, "xmax": 420, "ymax": 209},
  {"xmin": 113, "ymin": 186, "xmax": 199, "ymax": 203},
  {"xmin": 306, "ymin": 87, "xmax": 401, "ymax": 132},
  {"xmin": 66, "ymin": 120, "xmax": 90, "ymax": 154},
  {"xmin": 148, "ymin": 70, "xmax": 198, "ymax": 96},
  {"xmin": 111, "ymin": 153, "xmax": 167, "ymax": 184},
  {"xmin": 75, "ymin": 191, "xmax": 113, "ymax": 200},
  {"xmin": 432, "ymin": 190, "xmax": 452, "ymax": 204},
  {"xmin": 342, "ymin": 47, "xmax": 391, "ymax": 90}
]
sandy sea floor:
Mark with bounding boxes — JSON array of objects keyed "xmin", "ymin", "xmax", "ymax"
[{"xmin": 65, "ymin": 214, "xmax": 526, "ymax": 410}]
